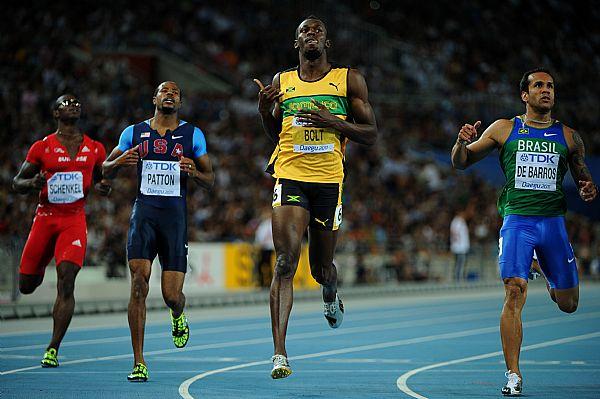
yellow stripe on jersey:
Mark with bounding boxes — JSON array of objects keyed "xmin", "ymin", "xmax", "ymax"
[{"xmin": 267, "ymin": 67, "xmax": 349, "ymax": 183}]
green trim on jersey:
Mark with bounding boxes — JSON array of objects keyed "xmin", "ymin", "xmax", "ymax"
[{"xmin": 280, "ymin": 95, "xmax": 350, "ymax": 118}]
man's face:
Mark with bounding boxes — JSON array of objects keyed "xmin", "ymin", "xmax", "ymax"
[
  {"xmin": 55, "ymin": 95, "xmax": 81, "ymax": 122},
  {"xmin": 522, "ymin": 72, "xmax": 555, "ymax": 112},
  {"xmin": 153, "ymin": 82, "xmax": 182, "ymax": 114},
  {"xmin": 294, "ymin": 19, "xmax": 329, "ymax": 60}
]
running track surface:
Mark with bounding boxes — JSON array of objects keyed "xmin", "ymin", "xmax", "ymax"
[{"xmin": 1, "ymin": 282, "xmax": 599, "ymax": 398}]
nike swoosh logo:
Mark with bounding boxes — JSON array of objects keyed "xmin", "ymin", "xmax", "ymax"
[
  {"xmin": 568, "ymin": 257, "xmax": 575, "ymax": 263},
  {"xmin": 544, "ymin": 133, "xmax": 557, "ymax": 137},
  {"xmin": 172, "ymin": 135, "xmax": 183, "ymax": 139}
]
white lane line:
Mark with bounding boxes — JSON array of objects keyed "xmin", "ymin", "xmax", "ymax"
[
  {"xmin": 3, "ymin": 310, "xmax": 599, "ymax": 377},
  {"xmin": 0, "ymin": 308, "xmax": 504, "ymax": 375},
  {"xmin": 0, "ymin": 300, "xmax": 497, "ymax": 351},
  {"xmin": 0, "ymin": 301, "xmax": 551, "ymax": 352},
  {"xmin": 177, "ymin": 312, "xmax": 600, "ymax": 399},
  {"xmin": 0, "ymin": 294, "xmax": 522, "ymax": 338},
  {"xmin": 396, "ymin": 331, "xmax": 600, "ymax": 399}
]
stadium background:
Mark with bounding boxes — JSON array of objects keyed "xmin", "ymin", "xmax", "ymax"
[{"xmin": 1, "ymin": 0, "xmax": 599, "ymax": 307}]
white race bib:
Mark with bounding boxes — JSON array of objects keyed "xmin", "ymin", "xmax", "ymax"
[
  {"xmin": 514, "ymin": 151, "xmax": 559, "ymax": 191},
  {"xmin": 333, "ymin": 204, "xmax": 343, "ymax": 230},
  {"xmin": 140, "ymin": 160, "xmax": 180, "ymax": 196},
  {"xmin": 47, "ymin": 172, "xmax": 84, "ymax": 204},
  {"xmin": 292, "ymin": 126, "xmax": 336, "ymax": 154},
  {"xmin": 272, "ymin": 183, "xmax": 282, "ymax": 207}
]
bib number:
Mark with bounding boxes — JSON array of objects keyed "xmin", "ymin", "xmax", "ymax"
[
  {"xmin": 514, "ymin": 151, "xmax": 558, "ymax": 191},
  {"xmin": 333, "ymin": 204, "xmax": 343, "ymax": 230},
  {"xmin": 272, "ymin": 184, "xmax": 282, "ymax": 207},
  {"xmin": 47, "ymin": 172, "xmax": 84, "ymax": 204},
  {"xmin": 291, "ymin": 123, "xmax": 336, "ymax": 153},
  {"xmin": 140, "ymin": 160, "xmax": 180, "ymax": 196}
]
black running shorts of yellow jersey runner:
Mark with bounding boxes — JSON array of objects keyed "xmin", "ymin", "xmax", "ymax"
[{"xmin": 272, "ymin": 178, "xmax": 343, "ymax": 231}]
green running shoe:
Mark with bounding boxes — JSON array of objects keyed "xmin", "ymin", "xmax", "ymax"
[
  {"xmin": 171, "ymin": 310, "xmax": 189, "ymax": 348},
  {"xmin": 41, "ymin": 348, "xmax": 59, "ymax": 368},
  {"xmin": 127, "ymin": 363, "xmax": 148, "ymax": 382}
]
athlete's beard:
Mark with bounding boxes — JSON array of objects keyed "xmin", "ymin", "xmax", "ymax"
[
  {"xmin": 530, "ymin": 102, "xmax": 553, "ymax": 115},
  {"xmin": 59, "ymin": 116, "xmax": 79, "ymax": 124},
  {"xmin": 304, "ymin": 49, "xmax": 322, "ymax": 61},
  {"xmin": 158, "ymin": 105, "xmax": 177, "ymax": 115}
]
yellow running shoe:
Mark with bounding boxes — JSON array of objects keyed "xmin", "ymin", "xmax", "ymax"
[
  {"xmin": 127, "ymin": 363, "xmax": 149, "ymax": 382},
  {"xmin": 171, "ymin": 310, "xmax": 190, "ymax": 348},
  {"xmin": 41, "ymin": 348, "xmax": 59, "ymax": 368}
]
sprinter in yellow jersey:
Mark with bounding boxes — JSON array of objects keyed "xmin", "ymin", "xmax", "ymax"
[{"xmin": 254, "ymin": 16, "xmax": 377, "ymax": 379}]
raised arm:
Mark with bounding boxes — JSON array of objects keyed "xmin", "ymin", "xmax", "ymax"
[
  {"xmin": 294, "ymin": 69, "xmax": 377, "ymax": 146},
  {"xmin": 451, "ymin": 119, "xmax": 511, "ymax": 169},
  {"xmin": 254, "ymin": 73, "xmax": 283, "ymax": 144},
  {"xmin": 565, "ymin": 127, "xmax": 597, "ymax": 202}
]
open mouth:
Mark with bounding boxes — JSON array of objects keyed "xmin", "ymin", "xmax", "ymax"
[{"xmin": 163, "ymin": 99, "xmax": 175, "ymax": 105}]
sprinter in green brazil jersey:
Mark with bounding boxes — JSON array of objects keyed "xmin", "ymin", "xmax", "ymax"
[{"xmin": 451, "ymin": 68, "xmax": 597, "ymax": 396}]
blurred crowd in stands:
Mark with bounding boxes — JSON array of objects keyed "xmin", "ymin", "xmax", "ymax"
[{"xmin": 1, "ymin": 1, "xmax": 599, "ymax": 282}]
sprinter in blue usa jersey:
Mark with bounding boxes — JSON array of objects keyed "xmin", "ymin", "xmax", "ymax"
[{"xmin": 103, "ymin": 81, "xmax": 214, "ymax": 382}]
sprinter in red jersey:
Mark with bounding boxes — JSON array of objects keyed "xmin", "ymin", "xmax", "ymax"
[{"xmin": 12, "ymin": 94, "xmax": 111, "ymax": 368}]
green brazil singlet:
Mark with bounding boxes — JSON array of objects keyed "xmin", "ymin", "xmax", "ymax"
[{"xmin": 497, "ymin": 116, "xmax": 569, "ymax": 217}]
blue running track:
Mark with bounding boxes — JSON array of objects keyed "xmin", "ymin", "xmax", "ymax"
[{"xmin": 1, "ymin": 283, "xmax": 599, "ymax": 398}]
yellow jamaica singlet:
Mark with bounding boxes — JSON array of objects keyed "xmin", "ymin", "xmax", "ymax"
[{"xmin": 267, "ymin": 66, "xmax": 350, "ymax": 183}]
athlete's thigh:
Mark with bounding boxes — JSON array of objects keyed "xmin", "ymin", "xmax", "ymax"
[
  {"xmin": 307, "ymin": 181, "xmax": 342, "ymax": 232},
  {"xmin": 271, "ymin": 179, "xmax": 310, "ymax": 257},
  {"xmin": 20, "ymin": 215, "xmax": 57, "ymax": 276},
  {"xmin": 536, "ymin": 216, "xmax": 578, "ymax": 289},
  {"xmin": 156, "ymin": 207, "xmax": 188, "ymax": 272},
  {"xmin": 498, "ymin": 215, "xmax": 537, "ymax": 280},
  {"xmin": 54, "ymin": 213, "xmax": 87, "ymax": 268},
  {"xmin": 308, "ymin": 228, "xmax": 338, "ymax": 267},
  {"xmin": 272, "ymin": 205, "xmax": 309, "ymax": 259},
  {"xmin": 127, "ymin": 202, "xmax": 158, "ymax": 262}
]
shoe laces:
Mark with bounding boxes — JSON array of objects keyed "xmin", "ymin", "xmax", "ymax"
[
  {"xmin": 133, "ymin": 363, "xmax": 147, "ymax": 374},
  {"xmin": 324, "ymin": 296, "xmax": 339, "ymax": 316},
  {"xmin": 271, "ymin": 354, "xmax": 289, "ymax": 368},
  {"xmin": 172, "ymin": 312, "xmax": 186, "ymax": 331},
  {"xmin": 324, "ymin": 302, "xmax": 337, "ymax": 315},
  {"xmin": 505, "ymin": 370, "xmax": 521, "ymax": 388}
]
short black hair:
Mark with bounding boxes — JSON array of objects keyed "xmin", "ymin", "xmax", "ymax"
[
  {"xmin": 295, "ymin": 15, "xmax": 327, "ymax": 38},
  {"xmin": 519, "ymin": 67, "xmax": 554, "ymax": 94},
  {"xmin": 153, "ymin": 82, "xmax": 183, "ymax": 100}
]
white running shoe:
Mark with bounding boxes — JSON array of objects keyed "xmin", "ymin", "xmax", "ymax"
[
  {"xmin": 271, "ymin": 354, "xmax": 292, "ymax": 379},
  {"xmin": 501, "ymin": 370, "xmax": 522, "ymax": 396},
  {"xmin": 324, "ymin": 294, "xmax": 344, "ymax": 328}
]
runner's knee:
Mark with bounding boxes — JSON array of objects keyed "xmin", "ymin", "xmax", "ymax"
[
  {"xmin": 131, "ymin": 273, "xmax": 149, "ymax": 300},
  {"xmin": 57, "ymin": 277, "xmax": 76, "ymax": 298},
  {"xmin": 310, "ymin": 263, "xmax": 335, "ymax": 285},
  {"xmin": 557, "ymin": 297, "xmax": 578, "ymax": 313},
  {"xmin": 503, "ymin": 280, "xmax": 526, "ymax": 310},
  {"xmin": 274, "ymin": 253, "xmax": 295, "ymax": 280},
  {"xmin": 19, "ymin": 281, "xmax": 38, "ymax": 295},
  {"xmin": 56, "ymin": 263, "xmax": 78, "ymax": 297},
  {"xmin": 162, "ymin": 291, "xmax": 182, "ymax": 309},
  {"xmin": 19, "ymin": 275, "xmax": 42, "ymax": 295}
]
